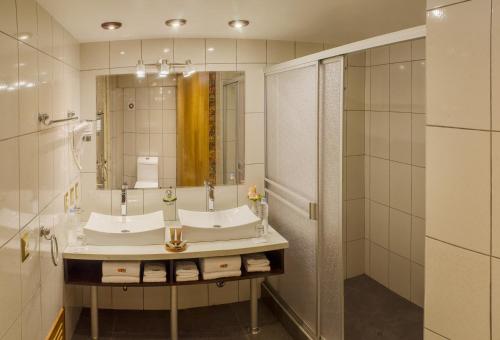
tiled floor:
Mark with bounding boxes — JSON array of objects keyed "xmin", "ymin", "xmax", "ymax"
[
  {"xmin": 72, "ymin": 301, "xmax": 293, "ymax": 339},
  {"xmin": 344, "ymin": 275, "xmax": 424, "ymax": 340}
]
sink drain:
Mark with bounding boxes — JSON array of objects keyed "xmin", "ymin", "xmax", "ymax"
[{"xmin": 121, "ymin": 229, "xmax": 130, "ymax": 233}]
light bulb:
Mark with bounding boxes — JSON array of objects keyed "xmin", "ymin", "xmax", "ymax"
[
  {"xmin": 159, "ymin": 59, "xmax": 170, "ymax": 78},
  {"xmin": 136, "ymin": 59, "xmax": 146, "ymax": 78},
  {"xmin": 183, "ymin": 60, "xmax": 196, "ymax": 78}
]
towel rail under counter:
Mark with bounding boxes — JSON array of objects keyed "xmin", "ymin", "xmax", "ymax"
[{"xmin": 39, "ymin": 111, "xmax": 79, "ymax": 125}]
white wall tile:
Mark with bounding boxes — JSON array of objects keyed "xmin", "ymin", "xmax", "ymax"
[
  {"xmin": 425, "ymin": 238, "xmax": 490, "ymax": 340},
  {"xmin": 371, "ymin": 65, "xmax": 390, "ymax": 111},
  {"xmin": 110, "ymin": 40, "xmax": 141, "ymax": 68},
  {"xmin": 390, "ymin": 62, "xmax": 412, "ymax": 112},
  {"xmin": 0, "ymin": 0, "xmax": 17, "ymax": 38},
  {"xmin": 412, "ymin": 114, "xmax": 426, "ymax": 166},
  {"xmin": 236, "ymin": 39, "xmax": 266, "ymax": 64},
  {"xmin": 295, "ymin": 42, "xmax": 323, "ymax": 58},
  {"xmin": 20, "ymin": 218, "xmax": 40, "ymax": 308},
  {"xmin": 36, "ymin": 4, "xmax": 52, "ymax": 55},
  {"xmin": 236, "ymin": 63, "xmax": 265, "ymax": 113},
  {"xmin": 80, "ymin": 42, "xmax": 109, "ymax": 70},
  {"xmin": 389, "ymin": 208, "xmax": 411, "ymax": 258},
  {"xmin": 0, "ymin": 138, "xmax": 20, "ymax": 247},
  {"xmin": 346, "ymin": 111, "xmax": 365, "ymax": 155},
  {"xmin": 174, "ymin": 38, "xmax": 205, "ymax": 64},
  {"xmin": 16, "ymin": 0, "xmax": 38, "ymax": 48},
  {"xmin": 266, "ymin": 40, "xmax": 295, "ymax": 64},
  {"xmin": 370, "ymin": 242, "xmax": 389, "ymax": 286},
  {"xmin": 427, "ymin": 0, "xmax": 472, "ymax": 10},
  {"xmin": 347, "ymin": 51, "xmax": 366, "ymax": 67},
  {"xmin": 245, "ymin": 113, "xmax": 264, "ymax": 164},
  {"xmin": 371, "ymin": 46, "xmax": 389, "ymax": 65},
  {"xmin": 412, "ymin": 60, "xmax": 426, "ymax": 113},
  {"xmin": 427, "ymin": 0, "xmax": 491, "ymax": 129},
  {"xmin": 389, "ymin": 41, "xmax": 411, "ymax": 63},
  {"xmin": 2, "ymin": 319, "xmax": 21, "ymax": 340},
  {"xmin": 18, "ymin": 42, "xmax": 38, "ymax": 135},
  {"xmin": 412, "ymin": 38, "xmax": 425, "ymax": 61},
  {"xmin": 111, "ymin": 189, "xmax": 143, "ymax": 216},
  {"xmin": 19, "ymin": 133, "xmax": 38, "ymax": 228},
  {"xmin": 142, "ymin": 38, "xmax": 173, "ymax": 64},
  {"xmin": 345, "ymin": 67, "xmax": 365, "ymax": 111},
  {"xmin": 427, "ymin": 127, "xmax": 489, "ymax": 253},
  {"xmin": 21, "ymin": 289, "xmax": 41, "ymax": 340},
  {"xmin": 346, "ymin": 199, "xmax": 364, "ymax": 241},
  {"xmin": 370, "ymin": 201, "xmax": 389, "ymax": 248},
  {"xmin": 389, "ymin": 112, "xmax": 411, "ymax": 163},
  {"xmin": 346, "ymin": 156, "xmax": 365, "ymax": 199},
  {"xmin": 206, "ymin": 38, "xmax": 236, "ymax": 64},
  {"xmin": 80, "ymin": 69, "xmax": 109, "ymax": 120},
  {"xmin": 0, "ymin": 33, "xmax": 19, "ymax": 140}
]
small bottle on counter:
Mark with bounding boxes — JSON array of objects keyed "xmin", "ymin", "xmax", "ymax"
[{"xmin": 260, "ymin": 197, "xmax": 269, "ymax": 235}]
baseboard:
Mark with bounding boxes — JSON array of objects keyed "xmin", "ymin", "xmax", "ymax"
[{"xmin": 261, "ymin": 282, "xmax": 315, "ymax": 340}]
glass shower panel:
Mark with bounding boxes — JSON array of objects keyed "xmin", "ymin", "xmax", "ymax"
[{"xmin": 265, "ymin": 62, "xmax": 319, "ymax": 335}]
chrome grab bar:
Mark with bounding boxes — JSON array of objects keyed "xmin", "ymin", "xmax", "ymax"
[
  {"xmin": 40, "ymin": 226, "xmax": 59, "ymax": 266},
  {"xmin": 39, "ymin": 111, "xmax": 79, "ymax": 126},
  {"xmin": 265, "ymin": 188, "xmax": 310, "ymax": 219}
]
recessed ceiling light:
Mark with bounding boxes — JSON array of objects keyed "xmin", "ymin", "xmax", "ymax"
[
  {"xmin": 207, "ymin": 47, "xmax": 215, "ymax": 52},
  {"xmin": 165, "ymin": 19, "xmax": 187, "ymax": 28},
  {"xmin": 228, "ymin": 20, "xmax": 249, "ymax": 29},
  {"xmin": 17, "ymin": 32, "xmax": 32, "ymax": 40},
  {"xmin": 101, "ymin": 22, "xmax": 122, "ymax": 30}
]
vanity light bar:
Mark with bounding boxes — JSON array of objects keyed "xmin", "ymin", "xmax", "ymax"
[{"xmin": 135, "ymin": 59, "xmax": 196, "ymax": 78}]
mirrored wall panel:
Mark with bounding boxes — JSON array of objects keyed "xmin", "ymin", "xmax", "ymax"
[{"xmin": 95, "ymin": 72, "xmax": 245, "ymax": 190}]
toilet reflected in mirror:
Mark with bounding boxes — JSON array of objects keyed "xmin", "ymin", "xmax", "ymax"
[{"xmin": 135, "ymin": 156, "xmax": 159, "ymax": 189}]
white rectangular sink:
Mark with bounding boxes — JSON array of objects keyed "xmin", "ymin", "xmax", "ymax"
[
  {"xmin": 84, "ymin": 211, "xmax": 165, "ymax": 246},
  {"xmin": 178, "ymin": 206, "xmax": 260, "ymax": 242}
]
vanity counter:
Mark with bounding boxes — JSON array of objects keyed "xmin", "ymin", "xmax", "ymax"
[{"xmin": 63, "ymin": 226, "xmax": 288, "ymax": 261}]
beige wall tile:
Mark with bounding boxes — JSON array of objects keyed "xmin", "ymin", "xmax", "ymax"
[
  {"xmin": 412, "ymin": 38, "xmax": 426, "ymax": 60},
  {"xmin": 266, "ymin": 40, "xmax": 295, "ymax": 64},
  {"xmin": 389, "ymin": 253, "xmax": 411, "ymax": 300},
  {"xmin": 347, "ymin": 51, "xmax": 366, "ymax": 67},
  {"xmin": 371, "ymin": 46, "xmax": 389, "ymax": 65},
  {"xmin": 19, "ymin": 133, "xmax": 38, "ymax": 228},
  {"xmin": 295, "ymin": 41, "xmax": 323, "ymax": 58},
  {"xmin": 425, "ymin": 238, "xmax": 490, "ymax": 340},
  {"xmin": 0, "ymin": 234, "xmax": 22, "ymax": 338},
  {"xmin": 370, "ymin": 201, "xmax": 389, "ymax": 248},
  {"xmin": 389, "ymin": 208, "xmax": 411, "ymax": 258},
  {"xmin": 492, "ymin": 132, "xmax": 500, "ymax": 257},
  {"xmin": 411, "ymin": 216, "xmax": 425, "ymax": 265},
  {"xmin": 80, "ymin": 42, "xmax": 110, "ymax": 70},
  {"xmin": 370, "ymin": 242, "xmax": 389, "ymax": 286},
  {"xmin": 174, "ymin": 38, "xmax": 205, "ymax": 64},
  {"xmin": 18, "ymin": 42, "xmax": 38, "ymax": 135},
  {"xmin": 236, "ymin": 39, "xmax": 266, "ymax": 63},
  {"xmin": 412, "ymin": 60, "xmax": 426, "ymax": 113},
  {"xmin": 390, "ymin": 112, "xmax": 411, "ymax": 163},
  {"xmin": 370, "ymin": 111, "xmax": 390, "ymax": 158},
  {"xmin": 0, "ymin": 33, "xmax": 19, "ymax": 139},
  {"xmin": 412, "ymin": 165, "xmax": 426, "ymax": 219},
  {"xmin": 346, "ymin": 155, "xmax": 365, "ymax": 199},
  {"xmin": 206, "ymin": 38, "xmax": 236, "ymax": 64},
  {"xmin": 390, "ymin": 41, "xmax": 412, "ymax": 63},
  {"xmin": 390, "ymin": 62, "xmax": 412, "ymax": 112},
  {"xmin": 346, "ymin": 239, "xmax": 365, "ymax": 278},
  {"xmin": 346, "ymin": 199, "xmax": 364, "ymax": 241},
  {"xmin": 371, "ymin": 65, "xmax": 390, "ymax": 111},
  {"xmin": 36, "ymin": 4, "xmax": 52, "ymax": 55},
  {"xmin": 427, "ymin": 0, "xmax": 471, "ymax": 10},
  {"xmin": 370, "ymin": 157, "xmax": 389, "ymax": 204},
  {"xmin": 0, "ymin": 0, "xmax": 17, "ymax": 38},
  {"xmin": 492, "ymin": 0, "xmax": 500, "ymax": 130},
  {"xmin": 141, "ymin": 38, "xmax": 173, "ymax": 64},
  {"xmin": 411, "ymin": 262, "xmax": 424, "ymax": 307},
  {"xmin": 236, "ymin": 63, "xmax": 265, "ymax": 113},
  {"xmin": 346, "ymin": 111, "xmax": 365, "ymax": 155},
  {"xmin": 345, "ymin": 66, "xmax": 365, "ymax": 110},
  {"xmin": 493, "ymin": 258, "xmax": 500, "ymax": 340},
  {"xmin": 110, "ymin": 40, "xmax": 141, "ymax": 68},
  {"xmin": 16, "ymin": 0, "xmax": 38, "ymax": 48},
  {"xmin": 427, "ymin": 127, "xmax": 490, "ymax": 253},
  {"xmin": 0, "ymin": 138, "xmax": 20, "ymax": 247},
  {"xmin": 245, "ymin": 113, "xmax": 264, "ymax": 164},
  {"xmin": 412, "ymin": 114, "xmax": 426, "ymax": 166},
  {"xmin": 427, "ymin": 0, "xmax": 491, "ymax": 129},
  {"xmin": 390, "ymin": 162, "xmax": 412, "ymax": 213}
]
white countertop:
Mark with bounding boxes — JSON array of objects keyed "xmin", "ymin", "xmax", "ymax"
[{"xmin": 63, "ymin": 226, "xmax": 288, "ymax": 261}]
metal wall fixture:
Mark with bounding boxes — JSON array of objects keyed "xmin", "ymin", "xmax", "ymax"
[
  {"xmin": 38, "ymin": 111, "xmax": 79, "ymax": 126},
  {"xmin": 135, "ymin": 58, "xmax": 196, "ymax": 78},
  {"xmin": 40, "ymin": 226, "xmax": 59, "ymax": 266}
]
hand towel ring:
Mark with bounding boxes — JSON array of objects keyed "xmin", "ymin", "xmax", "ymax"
[{"xmin": 40, "ymin": 226, "xmax": 59, "ymax": 266}]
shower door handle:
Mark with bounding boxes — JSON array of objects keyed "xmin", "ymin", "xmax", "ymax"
[{"xmin": 309, "ymin": 202, "xmax": 318, "ymax": 221}]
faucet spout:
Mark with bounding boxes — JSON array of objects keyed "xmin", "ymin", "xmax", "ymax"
[
  {"xmin": 205, "ymin": 181, "xmax": 215, "ymax": 212},
  {"xmin": 121, "ymin": 183, "xmax": 128, "ymax": 217}
]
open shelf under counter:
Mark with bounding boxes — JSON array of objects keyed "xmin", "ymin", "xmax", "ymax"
[{"xmin": 63, "ymin": 226, "xmax": 288, "ymax": 287}]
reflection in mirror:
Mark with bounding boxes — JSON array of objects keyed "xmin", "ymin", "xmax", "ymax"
[{"xmin": 95, "ymin": 72, "xmax": 245, "ymax": 190}]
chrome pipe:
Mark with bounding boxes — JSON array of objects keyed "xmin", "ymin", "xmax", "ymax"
[
  {"xmin": 170, "ymin": 285, "xmax": 178, "ymax": 340},
  {"xmin": 250, "ymin": 278, "xmax": 260, "ymax": 335},
  {"xmin": 90, "ymin": 286, "xmax": 99, "ymax": 339}
]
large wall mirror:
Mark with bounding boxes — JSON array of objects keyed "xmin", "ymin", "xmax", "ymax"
[{"xmin": 95, "ymin": 71, "xmax": 245, "ymax": 190}]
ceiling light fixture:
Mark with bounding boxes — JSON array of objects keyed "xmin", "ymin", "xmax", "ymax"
[
  {"xmin": 165, "ymin": 19, "xmax": 187, "ymax": 28},
  {"xmin": 101, "ymin": 21, "xmax": 122, "ymax": 30},
  {"xmin": 228, "ymin": 19, "xmax": 249, "ymax": 29},
  {"xmin": 183, "ymin": 60, "xmax": 196, "ymax": 78},
  {"xmin": 158, "ymin": 59, "xmax": 170, "ymax": 78},
  {"xmin": 17, "ymin": 32, "xmax": 32, "ymax": 41},
  {"xmin": 136, "ymin": 59, "xmax": 146, "ymax": 78}
]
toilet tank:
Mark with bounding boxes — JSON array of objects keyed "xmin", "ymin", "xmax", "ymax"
[{"xmin": 137, "ymin": 157, "xmax": 159, "ymax": 182}]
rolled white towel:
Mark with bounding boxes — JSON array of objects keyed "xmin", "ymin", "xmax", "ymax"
[
  {"xmin": 102, "ymin": 275, "xmax": 140, "ymax": 283},
  {"xmin": 143, "ymin": 275, "xmax": 167, "ymax": 283},
  {"xmin": 243, "ymin": 253, "xmax": 270, "ymax": 266},
  {"xmin": 144, "ymin": 262, "xmax": 166, "ymax": 277},
  {"xmin": 199, "ymin": 256, "xmax": 241, "ymax": 273},
  {"xmin": 102, "ymin": 261, "xmax": 140, "ymax": 277},
  {"xmin": 176, "ymin": 274, "xmax": 199, "ymax": 282},
  {"xmin": 176, "ymin": 261, "xmax": 199, "ymax": 276},
  {"xmin": 244, "ymin": 263, "xmax": 271, "ymax": 273},
  {"xmin": 202, "ymin": 270, "xmax": 242, "ymax": 280}
]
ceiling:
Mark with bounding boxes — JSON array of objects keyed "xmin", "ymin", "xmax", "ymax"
[{"xmin": 38, "ymin": 0, "xmax": 426, "ymax": 45}]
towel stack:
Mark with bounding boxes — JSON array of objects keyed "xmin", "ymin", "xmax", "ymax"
[
  {"xmin": 102, "ymin": 261, "xmax": 140, "ymax": 283},
  {"xmin": 243, "ymin": 253, "xmax": 271, "ymax": 272},
  {"xmin": 143, "ymin": 262, "xmax": 167, "ymax": 283},
  {"xmin": 200, "ymin": 255, "xmax": 242, "ymax": 280},
  {"xmin": 176, "ymin": 261, "xmax": 199, "ymax": 282}
]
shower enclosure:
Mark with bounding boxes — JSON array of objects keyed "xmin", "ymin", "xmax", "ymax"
[{"xmin": 264, "ymin": 57, "xmax": 345, "ymax": 339}]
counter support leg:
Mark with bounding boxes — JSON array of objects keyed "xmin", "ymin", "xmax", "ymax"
[
  {"xmin": 171, "ymin": 285, "xmax": 178, "ymax": 340},
  {"xmin": 250, "ymin": 278, "xmax": 260, "ymax": 335},
  {"xmin": 90, "ymin": 286, "xmax": 99, "ymax": 340}
]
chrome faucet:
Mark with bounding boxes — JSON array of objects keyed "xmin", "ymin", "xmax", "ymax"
[
  {"xmin": 121, "ymin": 183, "xmax": 128, "ymax": 217},
  {"xmin": 205, "ymin": 181, "xmax": 215, "ymax": 212}
]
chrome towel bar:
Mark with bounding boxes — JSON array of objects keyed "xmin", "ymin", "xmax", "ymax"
[{"xmin": 39, "ymin": 111, "xmax": 78, "ymax": 125}]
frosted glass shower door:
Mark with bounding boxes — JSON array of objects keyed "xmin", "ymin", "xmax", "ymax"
[{"xmin": 265, "ymin": 62, "xmax": 319, "ymax": 335}]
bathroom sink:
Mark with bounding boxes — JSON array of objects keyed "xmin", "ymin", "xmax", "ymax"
[
  {"xmin": 178, "ymin": 206, "xmax": 260, "ymax": 242},
  {"xmin": 83, "ymin": 211, "xmax": 165, "ymax": 246}
]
